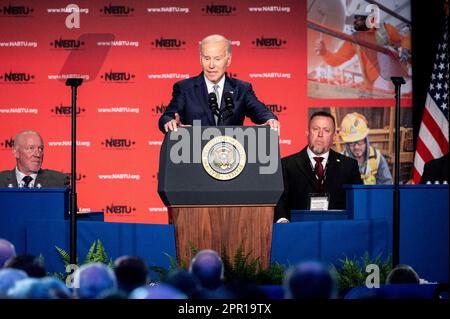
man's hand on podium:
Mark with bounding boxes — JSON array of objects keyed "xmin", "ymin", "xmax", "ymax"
[
  {"xmin": 164, "ymin": 113, "xmax": 191, "ymax": 132},
  {"xmin": 263, "ymin": 119, "xmax": 280, "ymax": 133}
]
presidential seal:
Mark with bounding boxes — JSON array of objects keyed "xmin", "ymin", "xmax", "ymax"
[{"xmin": 202, "ymin": 135, "xmax": 246, "ymax": 180}]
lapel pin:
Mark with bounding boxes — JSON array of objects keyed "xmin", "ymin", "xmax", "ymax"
[{"xmin": 336, "ymin": 159, "xmax": 340, "ymax": 162}]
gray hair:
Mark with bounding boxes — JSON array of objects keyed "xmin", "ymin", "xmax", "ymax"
[
  {"xmin": 14, "ymin": 130, "xmax": 42, "ymax": 148},
  {"xmin": 199, "ymin": 34, "xmax": 232, "ymax": 56}
]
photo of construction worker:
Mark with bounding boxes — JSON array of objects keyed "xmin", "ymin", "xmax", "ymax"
[
  {"xmin": 308, "ymin": 106, "xmax": 414, "ymax": 183},
  {"xmin": 339, "ymin": 112, "xmax": 393, "ymax": 184},
  {"xmin": 307, "ymin": 0, "xmax": 412, "ymax": 98}
]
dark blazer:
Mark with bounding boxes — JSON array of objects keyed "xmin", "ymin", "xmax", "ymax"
[
  {"xmin": 275, "ymin": 147, "xmax": 363, "ymax": 221},
  {"xmin": 158, "ymin": 72, "xmax": 277, "ymax": 133},
  {"xmin": 0, "ymin": 169, "xmax": 70, "ymax": 188},
  {"xmin": 420, "ymin": 152, "xmax": 449, "ymax": 184}
]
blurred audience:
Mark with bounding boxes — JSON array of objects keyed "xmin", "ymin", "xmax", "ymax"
[
  {"xmin": 4, "ymin": 254, "xmax": 46, "ymax": 278},
  {"xmin": 0, "ymin": 238, "xmax": 16, "ymax": 268},
  {"xmin": 113, "ymin": 255, "xmax": 148, "ymax": 294},
  {"xmin": 386, "ymin": 264, "xmax": 420, "ymax": 284},
  {"xmin": 163, "ymin": 269, "xmax": 201, "ymax": 298},
  {"xmin": 7, "ymin": 276, "xmax": 71, "ymax": 299},
  {"xmin": 129, "ymin": 283, "xmax": 187, "ymax": 299},
  {"xmin": 189, "ymin": 249, "xmax": 224, "ymax": 291},
  {"xmin": 283, "ymin": 261, "xmax": 338, "ymax": 299},
  {"xmin": 73, "ymin": 262, "xmax": 117, "ymax": 299},
  {"xmin": 0, "ymin": 268, "xmax": 28, "ymax": 297}
]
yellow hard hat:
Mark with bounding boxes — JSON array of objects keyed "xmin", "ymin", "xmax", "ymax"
[{"xmin": 340, "ymin": 112, "xmax": 369, "ymax": 143}]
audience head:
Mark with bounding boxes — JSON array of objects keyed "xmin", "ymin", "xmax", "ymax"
[
  {"xmin": 386, "ymin": 264, "xmax": 420, "ymax": 284},
  {"xmin": 129, "ymin": 283, "xmax": 187, "ymax": 299},
  {"xmin": 4, "ymin": 254, "xmax": 46, "ymax": 278},
  {"xmin": 40, "ymin": 276, "xmax": 72, "ymax": 299},
  {"xmin": 7, "ymin": 277, "xmax": 69, "ymax": 299},
  {"xmin": 0, "ymin": 268, "xmax": 28, "ymax": 297},
  {"xmin": 0, "ymin": 238, "xmax": 16, "ymax": 268},
  {"xmin": 164, "ymin": 269, "xmax": 201, "ymax": 298},
  {"xmin": 73, "ymin": 262, "xmax": 117, "ymax": 299},
  {"xmin": 307, "ymin": 111, "xmax": 336, "ymax": 155},
  {"xmin": 283, "ymin": 261, "xmax": 338, "ymax": 299},
  {"xmin": 113, "ymin": 255, "xmax": 148, "ymax": 294},
  {"xmin": 189, "ymin": 249, "xmax": 224, "ymax": 290},
  {"xmin": 13, "ymin": 130, "xmax": 44, "ymax": 175}
]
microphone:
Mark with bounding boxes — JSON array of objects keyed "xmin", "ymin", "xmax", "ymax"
[
  {"xmin": 223, "ymin": 92, "xmax": 234, "ymax": 113},
  {"xmin": 221, "ymin": 91, "xmax": 234, "ymax": 121},
  {"xmin": 208, "ymin": 92, "xmax": 219, "ymax": 116}
]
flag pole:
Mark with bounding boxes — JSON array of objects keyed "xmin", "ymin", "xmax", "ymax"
[{"xmin": 391, "ymin": 76, "xmax": 405, "ymax": 267}]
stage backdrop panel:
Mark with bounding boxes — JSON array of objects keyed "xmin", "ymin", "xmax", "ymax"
[{"xmin": 0, "ymin": 0, "xmax": 412, "ymax": 223}]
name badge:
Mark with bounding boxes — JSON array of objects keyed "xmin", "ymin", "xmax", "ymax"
[{"xmin": 308, "ymin": 193, "xmax": 329, "ymax": 210}]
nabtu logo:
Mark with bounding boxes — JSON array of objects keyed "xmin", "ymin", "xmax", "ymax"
[
  {"xmin": 266, "ymin": 104, "xmax": 287, "ymax": 114},
  {"xmin": 101, "ymin": 138, "xmax": 136, "ymax": 148},
  {"xmin": 253, "ymin": 37, "xmax": 287, "ymax": 48},
  {"xmin": 151, "ymin": 37, "xmax": 186, "ymax": 49},
  {"xmin": 0, "ymin": 5, "xmax": 33, "ymax": 16},
  {"xmin": 51, "ymin": 104, "xmax": 86, "ymax": 116},
  {"xmin": 202, "ymin": 4, "xmax": 236, "ymax": 15},
  {"xmin": 101, "ymin": 71, "xmax": 135, "ymax": 82},
  {"xmin": 50, "ymin": 38, "xmax": 85, "ymax": 49},
  {"xmin": 103, "ymin": 204, "xmax": 136, "ymax": 214},
  {"xmin": 0, "ymin": 137, "xmax": 14, "ymax": 149},
  {"xmin": 100, "ymin": 4, "xmax": 134, "ymax": 15},
  {"xmin": 152, "ymin": 103, "xmax": 168, "ymax": 114},
  {"xmin": 0, "ymin": 71, "xmax": 34, "ymax": 83}
]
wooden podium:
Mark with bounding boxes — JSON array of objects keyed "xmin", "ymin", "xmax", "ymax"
[{"xmin": 158, "ymin": 126, "xmax": 283, "ymax": 268}]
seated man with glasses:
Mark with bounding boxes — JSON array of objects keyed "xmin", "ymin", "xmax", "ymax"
[{"xmin": 339, "ymin": 112, "xmax": 392, "ymax": 185}]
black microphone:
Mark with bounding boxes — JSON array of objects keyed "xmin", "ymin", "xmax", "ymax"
[
  {"xmin": 208, "ymin": 92, "xmax": 219, "ymax": 116},
  {"xmin": 223, "ymin": 92, "xmax": 234, "ymax": 114},
  {"xmin": 220, "ymin": 91, "xmax": 234, "ymax": 122}
]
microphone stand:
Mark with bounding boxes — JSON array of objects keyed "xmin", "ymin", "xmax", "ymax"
[
  {"xmin": 391, "ymin": 76, "xmax": 405, "ymax": 267},
  {"xmin": 65, "ymin": 78, "xmax": 83, "ymax": 265}
]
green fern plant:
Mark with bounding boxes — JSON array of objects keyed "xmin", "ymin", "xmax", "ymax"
[
  {"xmin": 152, "ymin": 242, "xmax": 285, "ymax": 285},
  {"xmin": 54, "ymin": 239, "xmax": 113, "ymax": 280},
  {"xmin": 221, "ymin": 243, "xmax": 285, "ymax": 285},
  {"xmin": 335, "ymin": 252, "xmax": 392, "ymax": 297}
]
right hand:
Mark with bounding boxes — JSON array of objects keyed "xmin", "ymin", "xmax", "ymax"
[
  {"xmin": 314, "ymin": 39, "xmax": 327, "ymax": 56},
  {"xmin": 164, "ymin": 113, "xmax": 190, "ymax": 132}
]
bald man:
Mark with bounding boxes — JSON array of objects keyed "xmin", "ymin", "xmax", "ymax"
[
  {"xmin": 0, "ymin": 130, "xmax": 69, "ymax": 188},
  {"xmin": 159, "ymin": 34, "xmax": 279, "ymax": 133}
]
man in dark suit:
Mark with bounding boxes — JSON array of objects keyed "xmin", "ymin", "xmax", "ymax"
[
  {"xmin": 0, "ymin": 130, "xmax": 69, "ymax": 188},
  {"xmin": 158, "ymin": 34, "xmax": 279, "ymax": 133},
  {"xmin": 275, "ymin": 111, "xmax": 362, "ymax": 222},
  {"xmin": 419, "ymin": 152, "xmax": 449, "ymax": 184}
]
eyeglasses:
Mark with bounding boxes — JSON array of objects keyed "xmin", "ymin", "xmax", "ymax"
[{"xmin": 348, "ymin": 140, "xmax": 366, "ymax": 147}]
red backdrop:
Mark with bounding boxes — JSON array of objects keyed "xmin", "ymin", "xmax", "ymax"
[{"xmin": 0, "ymin": 0, "xmax": 412, "ymax": 223}]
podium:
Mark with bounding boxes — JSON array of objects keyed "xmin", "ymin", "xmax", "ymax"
[
  {"xmin": 0, "ymin": 188, "xmax": 69, "ymax": 253},
  {"xmin": 158, "ymin": 126, "xmax": 283, "ymax": 267}
]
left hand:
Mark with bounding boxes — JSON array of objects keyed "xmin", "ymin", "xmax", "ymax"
[{"xmin": 263, "ymin": 119, "xmax": 280, "ymax": 132}]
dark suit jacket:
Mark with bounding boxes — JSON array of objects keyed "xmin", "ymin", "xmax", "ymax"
[
  {"xmin": 275, "ymin": 147, "xmax": 363, "ymax": 221},
  {"xmin": 0, "ymin": 169, "xmax": 70, "ymax": 188},
  {"xmin": 158, "ymin": 72, "xmax": 277, "ymax": 133},
  {"xmin": 419, "ymin": 153, "xmax": 449, "ymax": 184}
]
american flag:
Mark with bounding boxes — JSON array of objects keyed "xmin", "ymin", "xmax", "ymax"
[{"xmin": 413, "ymin": 20, "xmax": 449, "ymax": 183}]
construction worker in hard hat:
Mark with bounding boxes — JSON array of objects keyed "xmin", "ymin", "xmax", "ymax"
[
  {"xmin": 314, "ymin": 3, "xmax": 411, "ymax": 93},
  {"xmin": 340, "ymin": 112, "xmax": 393, "ymax": 185}
]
